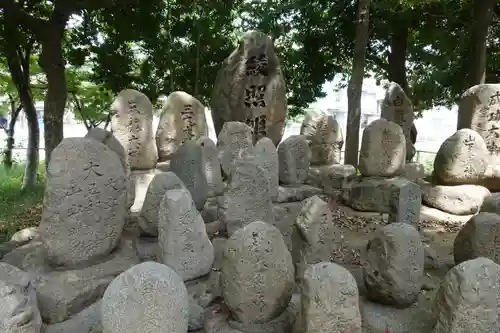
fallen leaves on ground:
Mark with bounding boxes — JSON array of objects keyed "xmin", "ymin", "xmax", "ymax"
[{"xmin": 0, "ymin": 203, "xmax": 42, "ymax": 241}]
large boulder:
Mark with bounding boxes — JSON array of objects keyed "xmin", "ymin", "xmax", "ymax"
[
  {"xmin": 110, "ymin": 89, "xmax": 158, "ymax": 170},
  {"xmin": 211, "ymin": 31, "xmax": 287, "ymax": 146},
  {"xmin": 433, "ymin": 129, "xmax": 489, "ymax": 185},
  {"xmin": 156, "ymin": 91, "xmax": 209, "ymax": 161}
]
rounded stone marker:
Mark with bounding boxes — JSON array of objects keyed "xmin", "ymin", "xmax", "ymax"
[
  {"xmin": 220, "ymin": 221, "xmax": 295, "ymax": 326},
  {"xmin": 101, "ymin": 262, "xmax": 188, "ymax": 333}
]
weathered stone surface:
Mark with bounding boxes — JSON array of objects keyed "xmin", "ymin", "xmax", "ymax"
[
  {"xmin": 403, "ymin": 162, "xmax": 425, "ymax": 182},
  {"xmin": 276, "ymin": 185, "xmax": 323, "ymax": 203},
  {"xmin": 201, "ymin": 197, "xmax": 219, "ymax": 223},
  {"xmin": 188, "ymin": 297, "xmax": 205, "ymax": 331},
  {"xmin": 306, "ymin": 164, "xmax": 357, "ymax": 194},
  {"xmin": 217, "ymin": 121, "xmax": 254, "ymax": 176},
  {"xmin": 221, "ymin": 221, "xmax": 295, "ymax": 328},
  {"xmin": 433, "ymin": 129, "xmax": 489, "ymax": 185},
  {"xmin": 110, "ymin": 88, "xmax": 158, "ymax": 170},
  {"xmin": 432, "ymin": 257, "xmax": 500, "ymax": 333},
  {"xmin": 292, "ymin": 196, "xmax": 341, "ymax": 281},
  {"xmin": 35, "ymin": 239, "xmax": 139, "ymax": 324},
  {"xmin": 101, "ymin": 262, "xmax": 189, "ymax": 333},
  {"xmin": 159, "ymin": 188, "xmax": 214, "ymax": 281},
  {"xmin": 346, "ymin": 177, "xmax": 420, "ymax": 225},
  {"xmin": 39, "ymin": 138, "xmax": 127, "ymax": 267},
  {"xmin": 130, "ymin": 169, "xmax": 163, "ymax": 214},
  {"xmin": 358, "ymin": 119, "xmax": 406, "ymax": 177},
  {"xmin": 2, "ymin": 241, "xmax": 49, "ymax": 274},
  {"xmin": 453, "ymin": 212, "xmax": 500, "ymax": 266},
  {"xmin": 0, "ymin": 263, "xmax": 42, "ymax": 333},
  {"xmin": 211, "ymin": 30, "xmax": 287, "ymax": 146},
  {"xmin": 156, "ymin": 91, "xmax": 209, "ymax": 161},
  {"xmin": 219, "ymin": 156, "xmax": 274, "ymax": 235},
  {"xmin": 198, "ymin": 137, "xmax": 224, "ymax": 197},
  {"xmin": 138, "ymin": 172, "xmax": 187, "ymax": 236},
  {"xmin": 44, "ymin": 301, "xmax": 101, "ymax": 333},
  {"xmin": 10, "ymin": 226, "xmax": 40, "ymax": 243},
  {"xmin": 363, "ymin": 223, "xmax": 424, "ymax": 308},
  {"xmin": 205, "ymin": 296, "xmax": 300, "ymax": 333},
  {"xmin": 480, "ymin": 193, "xmax": 500, "ymax": 214},
  {"xmin": 133, "ymin": 237, "xmax": 159, "ymax": 262},
  {"xmin": 360, "ymin": 298, "xmax": 435, "ymax": 333},
  {"xmin": 300, "ymin": 109, "xmax": 343, "ymax": 165},
  {"xmin": 169, "ymin": 140, "xmax": 208, "ymax": 210},
  {"xmin": 278, "ymin": 135, "xmax": 310, "ymax": 185},
  {"xmin": 253, "ymin": 137, "xmax": 279, "ymax": 200},
  {"xmin": 299, "ymin": 262, "xmax": 361, "ymax": 333},
  {"xmin": 419, "ymin": 180, "xmax": 490, "ymax": 215},
  {"xmin": 380, "ymin": 82, "xmax": 415, "ymax": 161}
]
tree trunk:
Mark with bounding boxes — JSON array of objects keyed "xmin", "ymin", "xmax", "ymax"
[
  {"xmin": 3, "ymin": 99, "xmax": 22, "ymax": 170},
  {"xmin": 22, "ymin": 101, "xmax": 39, "ymax": 191},
  {"xmin": 344, "ymin": 0, "xmax": 371, "ymax": 167},
  {"xmin": 462, "ymin": 0, "xmax": 495, "ymax": 90},
  {"xmin": 388, "ymin": 23, "xmax": 408, "ymax": 93},
  {"xmin": 39, "ymin": 19, "xmax": 68, "ymax": 170},
  {"xmin": 194, "ymin": 21, "xmax": 201, "ymax": 98}
]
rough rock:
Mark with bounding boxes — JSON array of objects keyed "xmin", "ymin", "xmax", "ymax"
[
  {"xmin": 419, "ymin": 180, "xmax": 490, "ymax": 215},
  {"xmin": 300, "ymin": 109, "xmax": 343, "ymax": 165},
  {"xmin": 156, "ymin": 91, "xmax": 208, "ymax": 161},
  {"xmin": 278, "ymin": 135, "xmax": 310, "ymax": 185},
  {"xmin": 346, "ymin": 176, "xmax": 421, "ymax": 226},
  {"xmin": 433, "ymin": 129, "xmax": 489, "ymax": 185},
  {"xmin": 211, "ymin": 30, "xmax": 287, "ymax": 146},
  {"xmin": 133, "ymin": 237, "xmax": 159, "ymax": 262},
  {"xmin": 276, "ymin": 185, "xmax": 323, "ymax": 203},
  {"xmin": 306, "ymin": 164, "xmax": 357, "ymax": 193},
  {"xmin": 480, "ymin": 192, "xmax": 500, "ymax": 214},
  {"xmin": 363, "ymin": 223, "xmax": 424, "ymax": 308},
  {"xmin": 44, "ymin": 301, "xmax": 101, "ymax": 333},
  {"xmin": 101, "ymin": 262, "xmax": 189, "ymax": 333},
  {"xmin": 453, "ymin": 212, "xmax": 500, "ymax": 265},
  {"xmin": 216, "ymin": 121, "xmax": 254, "ymax": 177},
  {"xmin": 403, "ymin": 162, "xmax": 425, "ymax": 182},
  {"xmin": 358, "ymin": 119, "xmax": 406, "ymax": 177},
  {"xmin": 198, "ymin": 137, "xmax": 224, "ymax": 197},
  {"xmin": 138, "ymin": 172, "xmax": 187, "ymax": 236},
  {"xmin": 158, "ymin": 188, "xmax": 214, "ymax": 281},
  {"xmin": 432, "ymin": 257, "xmax": 500, "ymax": 333},
  {"xmin": 292, "ymin": 196, "xmax": 342, "ymax": 281},
  {"xmin": 219, "ymin": 156, "xmax": 274, "ymax": 235},
  {"xmin": 39, "ymin": 138, "xmax": 127, "ymax": 267},
  {"xmin": 220, "ymin": 221, "xmax": 295, "ymax": 329},
  {"xmin": 110, "ymin": 88, "xmax": 158, "ymax": 170},
  {"xmin": 35, "ymin": 239, "xmax": 139, "ymax": 324},
  {"xmin": 169, "ymin": 140, "xmax": 208, "ymax": 210},
  {"xmin": 130, "ymin": 169, "xmax": 162, "ymax": 214},
  {"xmin": 0, "ymin": 263, "xmax": 42, "ymax": 333},
  {"xmin": 299, "ymin": 262, "xmax": 361, "ymax": 333},
  {"xmin": 2, "ymin": 241, "xmax": 49, "ymax": 274}
]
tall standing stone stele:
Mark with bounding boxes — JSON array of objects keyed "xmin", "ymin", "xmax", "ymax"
[
  {"xmin": 111, "ymin": 89, "xmax": 158, "ymax": 170},
  {"xmin": 211, "ymin": 31, "xmax": 287, "ymax": 146}
]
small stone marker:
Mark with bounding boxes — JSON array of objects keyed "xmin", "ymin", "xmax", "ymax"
[
  {"xmin": 158, "ymin": 188, "xmax": 214, "ymax": 281},
  {"xmin": 253, "ymin": 137, "xmax": 279, "ymax": 200},
  {"xmin": 300, "ymin": 262, "xmax": 362, "ymax": 333},
  {"xmin": 278, "ymin": 135, "xmax": 311, "ymax": 185},
  {"xmin": 358, "ymin": 119, "xmax": 406, "ymax": 177},
  {"xmin": 156, "ymin": 91, "xmax": 209, "ymax": 161},
  {"xmin": 217, "ymin": 121, "xmax": 254, "ymax": 177},
  {"xmin": 432, "ymin": 257, "xmax": 500, "ymax": 333},
  {"xmin": 101, "ymin": 262, "xmax": 189, "ymax": 333},
  {"xmin": 198, "ymin": 136, "xmax": 224, "ymax": 197},
  {"xmin": 363, "ymin": 223, "xmax": 424, "ymax": 308}
]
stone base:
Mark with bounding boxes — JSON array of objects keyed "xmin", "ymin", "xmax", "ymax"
[
  {"xmin": 205, "ymin": 296, "xmax": 299, "ymax": 333},
  {"xmin": 275, "ymin": 185, "xmax": 323, "ymax": 203},
  {"xmin": 306, "ymin": 164, "xmax": 357, "ymax": 194}
]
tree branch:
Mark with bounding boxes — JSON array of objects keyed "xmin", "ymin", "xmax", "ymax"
[{"xmin": 0, "ymin": 0, "xmax": 45, "ymax": 36}]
